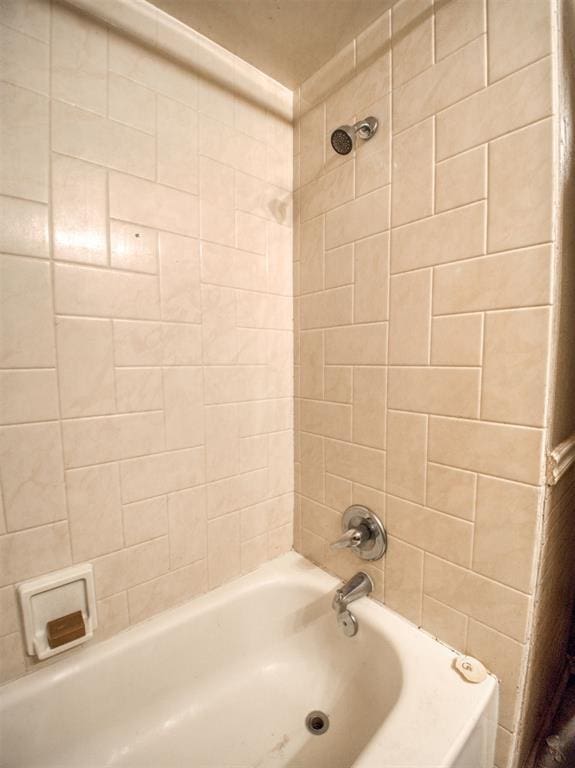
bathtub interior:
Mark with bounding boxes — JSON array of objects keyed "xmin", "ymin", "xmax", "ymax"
[{"xmin": 0, "ymin": 554, "xmax": 496, "ymax": 768}]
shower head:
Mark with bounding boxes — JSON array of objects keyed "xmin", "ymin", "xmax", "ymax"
[
  {"xmin": 330, "ymin": 116, "xmax": 378, "ymax": 155},
  {"xmin": 330, "ymin": 126, "xmax": 355, "ymax": 155}
]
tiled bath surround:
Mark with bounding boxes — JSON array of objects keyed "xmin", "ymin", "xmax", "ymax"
[
  {"xmin": 0, "ymin": 0, "xmax": 293, "ymax": 680},
  {"xmin": 0, "ymin": 1, "xmax": 568, "ymax": 767},
  {"xmin": 293, "ymin": 1, "xmax": 556, "ymax": 766}
]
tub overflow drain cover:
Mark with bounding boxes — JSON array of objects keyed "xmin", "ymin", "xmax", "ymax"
[{"xmin": 305, "ymin": 711, "xmax": 329, "ymax": 735}]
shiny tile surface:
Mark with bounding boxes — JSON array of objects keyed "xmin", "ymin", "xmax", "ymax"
[
  {"xmin": 0, "ymin": 0, "xmax": 293, "ymax": 686},
  {"xmin": 293, "ymin": 5, "xmax": 555, "ymax": 766}
]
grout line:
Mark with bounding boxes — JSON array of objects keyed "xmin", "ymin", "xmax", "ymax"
[
  {"xmin": 0, "ymin": 365, "xmax": 59, "ymax": 373},
  {"xmin": 386, "ymin": 487, "xmax": 475, "ymax": 524},
  {"xmin": 423, "ymin": 550, "xmax": 534, "ymax": 603},
  {"xmin": 437, "ymin": 113, "xmax": 554, "ymax": 163},
  {"xmin": 103, "ymin": 17, "xmax": 110, "ymax": 120},
  {"xmin": 424, "ymin": 456, "xmax": 541, "ymax": 490},
  {"xmin": 478, "ymin": 117, "xmax": 489, "ymax": 423},
  {"xmin": 478, "ymin": 311, "xmax": 486, "ymax": 419},
  {"xmin": 0, "ymin": 68, "xmax": 51, "ymax": 100},
  {"xmin": 2, "ymin": 248, "xmax": 287, "ymax": 287},
  {"xmin": 383, "ymin": 24, "xmax": 395, "ymax": 599},
  {"xmin": 0, "ymin": 17, "xmax": 49, "ymax": 45},
  {"xmin": 435, "ymin": 143, "xmax": 488, "ymax": 176},
  {"xmin": 301, "ymin": 428, "xmax": 541, "ymax": 479},
  {"xmin": 388, "ymin": 408, "xmax": 545, "ymax": 431},
  {"xmin": 46, "ymin": 140, "xmax": 292, "ymax": 202},
  {"xmin": 423, "ymin": 414, "xmax": 430, "ymax": 509},
  {"xmin": 0, "ymin": 468, "xmax": 6, "ymax": 534},
  {"xmin": 432, "ymin": 114, "xmax": 439, "ymax": 216},
  {"xmin": 51, "ymin": 94, "xmax": 158, "ymax": 138},
  {"xmin": 482, "ymin": 4, "xmax": 489, "ymax": 89},
  {"xmin": 468, "ymin": 473, "xmax": 477, "ymax": 571},
  {"xmin": 391, "ymin": 197, "xmax": 484, "ymax": 233},
  {"xmin": 393, "ymin": 45, "xmax": 551, "ymax": 137},
  {"xmin": 44, "ymin": 0, "xmax": 77, "ymax": 567},
  {"xmin": 432, "ymin": 302, "xmax": 553, "ymax": 318},
  {"xmin": 2, "ymin": 517, "xmax": 70, "ymax": 541},
  {"xmin": 431, "ymin": 0, "xmax": 436, "ymax": 66},
  {"xmin": 196, "ymin": 276, "xmax": 209, "ymax": 569}
]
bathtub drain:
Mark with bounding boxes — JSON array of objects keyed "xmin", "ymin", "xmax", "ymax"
[{"xmin": 305, "ymin": 711, "xmax": 329, "ymax": 735}]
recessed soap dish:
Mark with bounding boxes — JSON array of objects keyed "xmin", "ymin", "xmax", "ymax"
[{"xmin": 18, "ymin": 564, "xmax": 97, "ymax": 660}]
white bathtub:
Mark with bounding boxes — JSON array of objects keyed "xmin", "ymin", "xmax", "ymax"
[{"xmin": 0, "ymin": 553, "xmax": 497, "ymax": 767}]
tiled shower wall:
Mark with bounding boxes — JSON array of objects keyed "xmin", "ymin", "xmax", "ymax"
[
  {"xmin": 0, "ymin": 0, "xmax": 293, "ymax": 682},
  {"xmin": 293, "ymin": 1, "xmax": 555, "ymax": 766}
]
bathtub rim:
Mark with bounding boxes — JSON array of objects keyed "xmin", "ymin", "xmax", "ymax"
[{"xmin": 0, "ymin": 551, "xmax": 498, "ymax": 693}]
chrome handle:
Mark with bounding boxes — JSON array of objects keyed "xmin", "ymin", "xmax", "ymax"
[
  {"xmin": 330, "ymin": 525, "xmax": 369, "ymax": 550},
  {"xmin": 330, "ymin": 505, "xmax": 387, "ymax": 561}
]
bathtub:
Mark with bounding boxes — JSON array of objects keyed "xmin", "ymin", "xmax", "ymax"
[{"xmin": 0, "ymin": 553, "xmax": 497, "ymax": 767}]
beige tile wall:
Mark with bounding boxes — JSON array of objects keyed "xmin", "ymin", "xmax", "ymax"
[
  {"xmin": 293, "ymin": 2, "xmax": 555, "ymax": 766},
  {"xmin": 0, "ymin": 0, "xmax": 293, "ymax": 682},
  {"xmin": 0, "ymin": 1, "xmax": 566, "ymax": 766}
]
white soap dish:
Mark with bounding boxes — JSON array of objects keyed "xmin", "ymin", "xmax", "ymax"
[{"xmin": 18, "ymin": 564, "xmax": 97, "ymax": 660}]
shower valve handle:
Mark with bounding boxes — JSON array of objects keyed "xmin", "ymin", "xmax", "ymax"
[
  {"xmin": 330, "ymin": 525, "xmax": 370, "ymax": 550},
  {"xmin": 330, "ymin": 505, "xmax": 388, "ymax": 561}
]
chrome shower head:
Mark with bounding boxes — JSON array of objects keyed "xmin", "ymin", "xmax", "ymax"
[
  {"xmin": 330, "ymin": 126, "xmax": 355, "ymax": 155},
  {"xmin": 330, "ymin": 116, "xmax": 378, "ymax": 155}
]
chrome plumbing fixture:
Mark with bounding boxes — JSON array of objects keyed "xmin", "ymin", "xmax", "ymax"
[
  {"xmin": 330, "ymin": 505, "xmax": 387, "ymax": 561},
  {"xmin": 330, "ymin": 116, "xmax": 378, "ymax": 155},
  {"xmin": 332, "ymin": 571, "xmax": 373, "ymax": 637}
]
